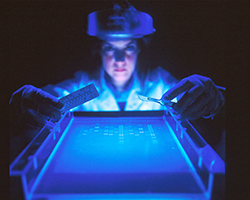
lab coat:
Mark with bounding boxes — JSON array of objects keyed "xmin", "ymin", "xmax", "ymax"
[{"xmin": 42, "ymin": 66, "xmax": 177, "ymax": 111}]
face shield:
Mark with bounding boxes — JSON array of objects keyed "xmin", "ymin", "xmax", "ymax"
[{"xmin": 87, "ymin": 3, "xmax": 156, "ymax": 41}]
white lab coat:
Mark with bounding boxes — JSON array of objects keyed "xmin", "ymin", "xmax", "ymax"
[{"xmin": 42, "ymin": 66, "xmax": 176, "ymax": 111}]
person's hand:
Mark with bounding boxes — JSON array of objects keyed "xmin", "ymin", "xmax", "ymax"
[
  {"xmin": 162, "ymin": 75, "xmax": 225, "ymax": 120},
  {"xmin": 9, "ymin": 85, "xmax": 64, "ymax": 133}
]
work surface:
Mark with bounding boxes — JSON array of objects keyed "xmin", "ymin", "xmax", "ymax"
[{"xmin": 10, "ymin": 111, "xmax": 225, "ymax": 200}]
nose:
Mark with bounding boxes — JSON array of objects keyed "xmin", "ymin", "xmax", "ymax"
[{"xmin": 114, "ymin": 49, "xmax": 125, "ymax": 62}]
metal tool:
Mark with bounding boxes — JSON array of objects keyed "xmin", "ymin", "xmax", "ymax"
[{"xmin": 137, "ymin": 94, "xmax": 177, "ymax": 107}]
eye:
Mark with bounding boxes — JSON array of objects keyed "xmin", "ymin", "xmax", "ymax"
[
  {"xmin": 102, "ymin": 45, "xmax": 115, "ymax": 53},
  {"xmin": 125, "ymin": 44, "xmax": 136, "ymax": 52}
]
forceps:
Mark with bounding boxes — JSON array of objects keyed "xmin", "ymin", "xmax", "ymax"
[{"xmin": 138, "ymin": 94, "xmax": 177, "ymax": 107}]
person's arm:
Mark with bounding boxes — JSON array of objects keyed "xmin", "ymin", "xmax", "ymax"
[
  {"xmin": 162, "ymin": 74, "xmax": 225, "ymax": 120},
  {"xmin": 9, "ymin": 70, "xmax": 93, "ymax": 135},
  {"xmin": 9, "ymin": 85, "xmax": 65, "ymax": 162},
  {"xmin": 9, "ymin": 85, "xmax": 64, "ymax": 135}
]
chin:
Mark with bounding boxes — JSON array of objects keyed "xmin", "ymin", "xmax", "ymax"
[
  {"xmin": 114, "ymin": 73, "xmax": 129, "ymax": 80},
  {"xmin": 114, "ymin": 78, "xmax": 128, "ymax": 84},
  {"xmin": 113, "ymin": 76, "xmax": 130, "ymax": 84}
]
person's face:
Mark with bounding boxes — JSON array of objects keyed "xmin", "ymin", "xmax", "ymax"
[{"xmin": 101, "ymin": 39, "xmax": 139, "ymax": 87}]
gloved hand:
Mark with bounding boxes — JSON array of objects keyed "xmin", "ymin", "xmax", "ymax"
[
  {"xmin": 9, "ymin": 85, "xmax": 64, "ymax": 135},
  {"xmin": 162, "ymin": 74, "xmax": 225, "ymax": 120}
]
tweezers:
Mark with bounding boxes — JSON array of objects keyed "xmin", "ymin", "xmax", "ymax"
[{"xmin": 138, "ymin": 94, "xmax": 176, "ymax": 107}]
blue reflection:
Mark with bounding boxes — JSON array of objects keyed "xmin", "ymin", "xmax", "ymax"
[{"xmin": 31, "ymin": 115, "xmax": 210, "ymax": 198}]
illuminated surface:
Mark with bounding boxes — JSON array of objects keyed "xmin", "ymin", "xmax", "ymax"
[
  {"xmin": 53, "ymin": 117, "xmax": 189, "ymax": 173},
  {"xmin": 9, "ymin": 111, "xmax": 225, "ymax": 199},
  {"xmin": 32, "ymin": 115, "xmax": 206, "ymax": 197}
]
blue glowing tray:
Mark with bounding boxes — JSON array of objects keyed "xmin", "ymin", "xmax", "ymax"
[{"xmin": 10, "ymin": 111, "xmax": 225, "ymax": 200}]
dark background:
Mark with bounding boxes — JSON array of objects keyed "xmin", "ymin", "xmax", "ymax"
[{"xmin": 5, "ymin": 0, "xmax": 232, "ymax": 97}]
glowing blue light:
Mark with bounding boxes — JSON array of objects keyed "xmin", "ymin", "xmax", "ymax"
[
  {"xmin": 108, "ymin": 34, "xmax": 133, "ymax": 38},
  {"xmin": 10, "ymin": 112, "xmax": 224, "ymax": 199},
  {"xmin": 172, "ymin": 97, "xmax": 178, "ymax": 103},
  {"xmin": 50, "ymin": 117, "xmax": 193, "ymax": 174},
  {"xmin": 87, "ymin": 9, "xmax": 156, "ymax": 39}
]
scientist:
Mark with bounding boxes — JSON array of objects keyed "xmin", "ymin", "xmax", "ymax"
[{"xmin": 9, "ymin": 2, "xmax": 225, "ymax": 134}]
